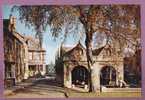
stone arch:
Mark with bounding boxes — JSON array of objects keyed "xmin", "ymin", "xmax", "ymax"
[
  {"xmin": 100, "ymin": 66, "xmax": 117, "ymax": 87},
  {"xmin": 71, "ymin": 65, "xmax": 89, "ymax": 88}
]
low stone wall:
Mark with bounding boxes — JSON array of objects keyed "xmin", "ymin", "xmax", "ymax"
[{"xmin": 102, "ymin": 86, "xmax": 141, "ymax": 92}]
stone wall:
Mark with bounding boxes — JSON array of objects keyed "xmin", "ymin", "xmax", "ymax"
[{"xmin": 92, "ymin": 60, "xmax": 124, "ymax": 92}]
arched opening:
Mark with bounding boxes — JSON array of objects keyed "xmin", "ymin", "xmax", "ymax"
[
  {"xmin": 100, "ymin": 66, "xmax": 116, "ymax": 87},
  {"xmin": 71, "ymin": 66, "xmax": 89, "ymax": 88}
]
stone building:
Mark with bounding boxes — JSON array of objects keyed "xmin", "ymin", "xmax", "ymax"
[
  {"xmin": 4, "ymin": 16, "xmax": 46, "ymax": 87},
  {"xmin": 4, "ymin": 16, "xmax": 27, "ymax": 87},
  {"xmin": 24, "ymin": 36, "xmax": 46, "ymax": 78},
  {"xmin": 124, "ymin": 48, "xmax": 141, "ymax": 87},
  {"xmin": 55, "ymin": 42, "xmax": 124, "ymax": 92}
]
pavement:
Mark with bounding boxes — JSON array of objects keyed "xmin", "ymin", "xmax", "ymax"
[
  {"xmin": 4, "ymin": 79, "xmax": 34, "ymax": 97},
  {"xmin": 4, "ymin": 77, "xmax": 142, "ymax": 98},
  {"xmin": 4, "ymin": 77, "xmax": 68, "ymax": 98}
]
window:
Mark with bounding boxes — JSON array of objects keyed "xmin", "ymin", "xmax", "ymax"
[
  {"xmin": 29, "ymin": 52, "xmax": 33, "ymax": 60},
  {"xmin": 33, "ymin": 52, "xmax": 39, "ymax": 60},
  {"xmin": 42, "ymin": 53, "xmax": 45, "ymax": 61},
  {"xmin": 39, "ymin": 65, "xmax": 43, "ymax": 71},
  {"xmin": 29, "ymin": 65, "xmax": 36, "ymax": 71},
  {"xmin": 5, "ymin": 63, "xmax": 14, "ymax": 78}
]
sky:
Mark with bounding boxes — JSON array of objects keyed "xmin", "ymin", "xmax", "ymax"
[
  {"xmin": 2, "ymin": 5, "xmax": 84, "ymax": 64},
  {"xmin": 3, "ymin": 5, "xmax": 136, "ymax": 64},
  {"xmin": 2, "ymin": 5, "xmax": 116, "ymax": 65}
]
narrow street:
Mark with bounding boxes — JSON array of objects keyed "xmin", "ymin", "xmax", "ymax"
[
  {"xmin": 5, "ymin": 76, "xmax": 141, "ymax": 98},
  {"xmin": 5, "ymin": 77, "xmax": 68, "ymax": 98}
]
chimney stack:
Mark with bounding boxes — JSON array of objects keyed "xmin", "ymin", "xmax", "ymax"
[{"xmin": 8, "ymin": 14, "xmax": 16, "ymax": 32}]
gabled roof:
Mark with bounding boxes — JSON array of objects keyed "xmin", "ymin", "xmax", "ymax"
[
  {"xmin": 3, "ymin": 19, "xmax": 26, "ymax": 44},
  {"xmin": 64, "ymin": 41, "xmax": 85, "ymax": 55},
  {"xmin": 61, "ymin": 46, "xmax": 72, "ymax": 53},
  {"xmin": 62, "ymin": 41, "xmax": 106, "ymax": 57},
  {"xmin": 92, "ymin": 46, "xmax": 105, "ymax": 56},
  {"xmin": 3, "ymin": 19, "xmax": 46, "ymax": 52}
]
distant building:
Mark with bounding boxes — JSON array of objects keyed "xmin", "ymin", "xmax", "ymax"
[
  {"xmin": 24, "ymin": 36, "xmax": 46, "ymax": 78},
  {"xmin": 46, "ymin": 63, "xmax": 56, "ymax": 74},
  {"xmin": 55, "ymin": 42, "xmax": 124, "ymax": 92}
]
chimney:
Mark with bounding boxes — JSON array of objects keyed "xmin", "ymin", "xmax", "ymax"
[{"xmin": 8, "ymin": 14, "xmax": 16, "ymax": 32}]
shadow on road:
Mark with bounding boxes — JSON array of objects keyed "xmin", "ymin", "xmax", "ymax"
[{"xmin": 12, "ymin": 77, "xmax": 68, "ymax": 98}]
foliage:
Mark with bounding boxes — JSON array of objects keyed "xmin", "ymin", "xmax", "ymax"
[
  {"xmin": 12, "ymin": 5, "xmax": 140, "ymax": 49},
  {"xmin": 11, "ymin": 5, "xmax": 140, "ymax": 92}
]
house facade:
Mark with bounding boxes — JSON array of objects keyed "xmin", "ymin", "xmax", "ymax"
[
  {"xmin": 4, "ymin": 16, "xmax": 28, "ymax": 87},
  {"xmin": 24, "ymin": 36, "xmax": 46, "ymax": 79},
  {"xmin": 4, "ymin": 16, "xmax": 46, "ymax": 87},
  {"xmin": 56, "ymin": 42, "xmax": 124, "ymax": 92}
]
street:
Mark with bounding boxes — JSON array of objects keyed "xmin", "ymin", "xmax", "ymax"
[
  {"xmin": 4, "ymin": 77, "xmax": 141, "ymax": 98},
  {"xmin": 5, "ymin": 77, "xmax": 68, "ymax": 98}
]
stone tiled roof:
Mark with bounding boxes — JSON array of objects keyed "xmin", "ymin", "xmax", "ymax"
[
  {"xmin": 65, "ymin": 42, "xmax": 86, "ymax": 54},
  {"xmin": 61, "ymin": 46, "xmax": 72, "ymax": 53},
  {"xmin": 63, "ymin": 41, "xmax": 105, "ymax": 57}
]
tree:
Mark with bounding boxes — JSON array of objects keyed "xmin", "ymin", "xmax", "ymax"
[{"xmin": 11, "ymin": 5, "xmax": 140, "ymax": 92}]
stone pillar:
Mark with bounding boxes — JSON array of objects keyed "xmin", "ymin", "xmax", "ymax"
[
  {"xmin": 116, "ymin": 69, "xmax": 119, "ymax": 86},
  {"xmin": 24, "ymin": 44, "xmax": 29, "ymax": 79},
  {"xmin": 41, "ymin": 64, "xmax": 46, "ymax": 75},
  {"xmin": 116, "ymin": 62, "xmax": 124, "ymax": 86},
  {"xmin": 119, "ymin": 62, "xmax": 124, "ymax": 81},
  {"xmin": 35, "ymin": 65, "xmax": 39, "ymax": 74},
  {"xmin": 24, "ymin": 63, "xmax": 29, "ymax": 79},
  {"xmin": 11, "ymin": 64, "xmax": 16, "ymax": 86},
  {"xmin": 11, "ymin": 64, "xmax": 15, "ymax": 78}
]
